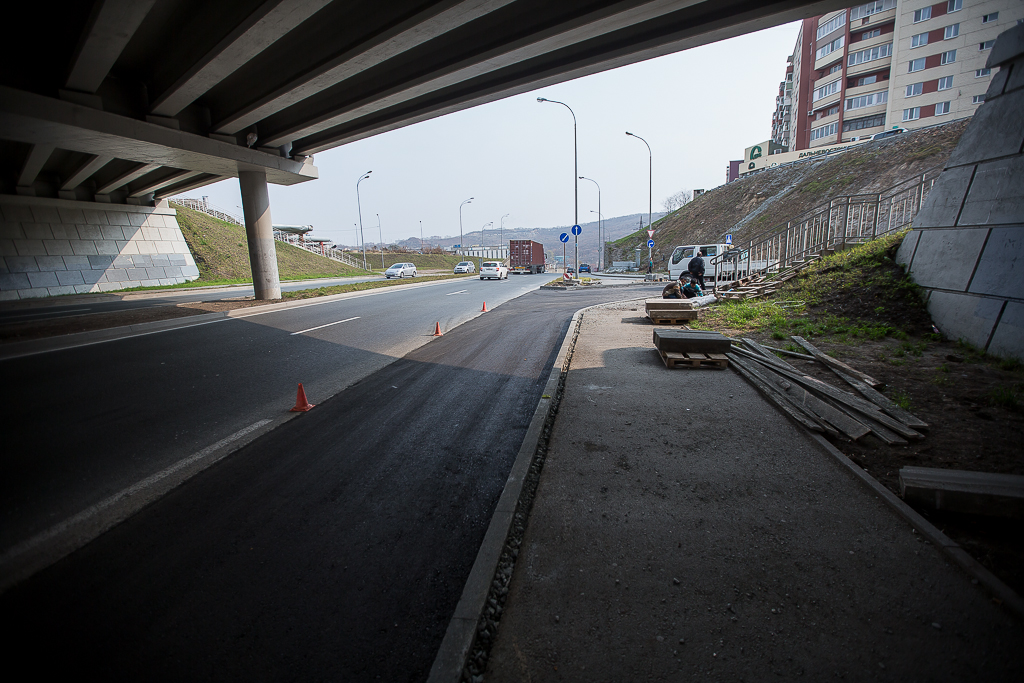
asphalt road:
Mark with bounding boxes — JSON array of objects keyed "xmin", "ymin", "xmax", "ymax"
[{"xmin": 0, "ymin": 284, "xmax": 660, "ymax": 680}]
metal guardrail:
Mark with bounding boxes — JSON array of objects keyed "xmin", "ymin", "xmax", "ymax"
[
  {"xmin": 274, "ymin": 235, "xmax": 369, "ymax": 270},
  {"xmin": 710, "ymin": 167, "xmax": 942, "ymax": 288},
  {"xmin": 169, "ymin": 197, "xmax": 244, "ymax": 226}
]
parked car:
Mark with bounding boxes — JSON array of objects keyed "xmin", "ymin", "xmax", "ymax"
[
  {"xmin": 578, "ymin": 263, "xmax": 591, "ymax": 273},
  {"xmin": 454, "ymin": 261, "xmax": 476, "ymax": 274},
  {"xmin": 870, "ymin": 127, "xmax": 907, "ymax": 141},
  {"xmin": 384, "ymin": 262, "xmax": 417, "ymax": 278},
  {"xmin": 565, "ymin": 265, "xmax": 574, "ymax": 275},
  {"xmin": 480, "ymin": 261, "xmax": 509, "ymax": 280}
]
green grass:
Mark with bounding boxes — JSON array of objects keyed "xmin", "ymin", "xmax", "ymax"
[
  {"xmin": 891, "ymin": 390, "xmax": 913, "ymax": 409},
  {"xmin": 989, "ymin": 385, "xmax": 1022, "ymax": 412}
]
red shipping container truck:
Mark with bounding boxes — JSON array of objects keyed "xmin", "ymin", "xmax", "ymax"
[{"xmin": 509, "ymin": 240, "xmax": 546, "ymax": 274}]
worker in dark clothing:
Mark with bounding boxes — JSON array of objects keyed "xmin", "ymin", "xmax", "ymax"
[
  {"xmin": 662, "ymin": 280, "xmax": 683, "ymax": 299},
  {"xmin": 682, "ymin": 278, "xmax": 703, "ymax": 298},
  {"xmin": 687, "ymin": 250, "xmax": 706, "ymax": 289}
]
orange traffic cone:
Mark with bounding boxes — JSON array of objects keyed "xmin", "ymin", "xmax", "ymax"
[
  {"xmin": 290, "ymin": 383, "xmax": 315, "ymax": 412},
  {"xmin": 481, "ymin": 302, "xmax": 488, "ymax": 312},
  {"xmin": 433, "ymin": 322, "xmax": 443, "ymax": 336}
]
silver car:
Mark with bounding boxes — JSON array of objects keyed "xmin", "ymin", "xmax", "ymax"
[
  {"xmin": 454, "ymin": 261, "xmax": 476, "ymax": 274},
  {"xmin": 384, "ymin": 263, "xmax": 417, "ymax": 278}
]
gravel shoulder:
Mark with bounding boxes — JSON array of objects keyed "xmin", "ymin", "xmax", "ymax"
[{"xmin": 485, "ymin": 304, "xmax": 1023, "ymax": 682}]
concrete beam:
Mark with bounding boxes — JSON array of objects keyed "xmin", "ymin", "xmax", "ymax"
[
  {"xmin": 66, "ymin": 0, "xmax": 156, "ymax": 93},
  {"xmin": 17, "ymin": 144, "xmax": 54, "ymax": 188},
  {"xmin": 96, "ymin": 163, "xmax": 160, "ymax": 195},
  {"xmin": 213, "ymin": 0, "xmax": 516, "ymax": 135},
  {"xmin": 0, "ymin": 86, "xmax": 317, "ymax": 186},
  {"xmin": 60, "ymin": 155, "xmax": 114, "ymax": 191},
  {"xmin": 149, "ymin": 0, "xmax": 333, "ymax": 117},
  {"xmin": 129, "ymin": 170, "xmax": 205, "ymax": 198},
  {"xmin": 155, "ymin": 174, "xmax": 230, "ymax": 200}
]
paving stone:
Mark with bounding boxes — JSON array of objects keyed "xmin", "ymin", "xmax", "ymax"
[
  {"xmin": 182, "ymin": 265, "xmax": 200, "ymax": 278},
  {"xmin": 27, "ymin": 271, "xmax": 60, "ymax": 288},
  {"xmin": 95, "ymin": 240, "xmax": 120, "ymax": 255},
  {"xmin": 146, "ymin": 267, "xmax": 167, "ymax": 279},
  {"xmin": 912, "ymin": 165, "xmax": 973, "ymax": 229},
  {"xmin": 967, "ymin": 227, "xmax": 1024, "ymax": 299},
  {"xmin": 126, "ymin": 268, "xmax": 148, "ymax": 280},
  {"xmin": 141, "ymin": 226, "xmax": 160, "ymax": 241},
  {"xmin": 62, "ymin": 255, "xmax": 90, "ymax": 270},
  {"xmin": 116, "ymin": 240, "xmax": 139, "ymax": 254},
  {"xmin": 57, "ymin": 207, "xmax": 86, "ymax": 224},
  {"xmin": 0, "ymin": 239, "xmax": 17, "ymax": 256},
  {"xmin": 100, "ymin": 226, "xmax": 126, "ymax": 241},
  {"xmin": 44, "ymin": 240, "xmax": 74, "ymax": 256},
  {"xmin": 70, "ymin": 240, "xmax": 97, "ymax": 256},
  {"xmin": 958, "ymin": 156, "xmax": 1024, "ymax": 226},
  {"xmin": 105, "ymin": 211, "xmax": 130, "ymax": 226},
  {"xmin": 29, "ymin": 206, "xmax": 60, "ymax": 223},
  {"xmin": 156, "ymin": 241, "xmax": 175, "ymax": 254},
  {"xmin": 76, "ymin": 224, "xmax": 103, "ymax": 240},
  {"xmin": 946, "ymin": 88, "xmax": 1024, "ymax": 167},
  {"xmin": 15, "ymin": 239, "xmax": 47, "ymax": 256},
  {"xmin": 986, "ymin": 22, "xmax": 1024, "ymax": 69},
  {"xmin": 136, "ymin": 240, "xmax": 156, "ymax": 254},
  {"xmin": 82, "ymin": 210, "xmax": 109, "ymax": 226},
  {"xmin": 104, "ymin": 269, "xmax": 128, "ymax": 282},
  {"xmin": 152, "ymin": 255, "xmax": 170, "ymax": 266},
  {"xmin": 56, "ymin": 270, "xmax": 85, "ymax": 286},
  {"xmin": 98, "ymin": 282, "xmax": 123, "ymax": 292},
  {"xmin": 6, "ymin": 256, "xmax": 39, "ymax": 272},
  {"xmin": 134, "ymin": 255, "xmax": 153, "ymax": 267},
  {"xmin": 121, "ymin": 226, "xmax": 142, "ymax": 241},
  {"xmin": 0, "ymin": 204, "xmax": 34, "ymax": 222},
  {"xmin": 82, "ymin": 269, "xmax": 107, "ymax": 284},
  {"xmin": 169, "ymin": 255, "xmax": 187, "ymax": 266},
  {"xmin": 895, "ymin": 229, "xmax": 920, "ymax": 266},
  {"xmin": 986, "ymin": 67, "xmax": 1010, "ymax": 99},
  {"xmin": 128, "ymin": 213, "xmax": 147, "ymax": 227},
  {"xmin": 20, "ymin": 287, "xmax": 51, "ymax": 299},
  {"xmin": 909, "ymin": 227, "xmax": 989, "ymax": 290},
  {"xmin": 0, "ymin": 257, "xmax": 7, "ymax": 272},
  {"xmin": 46, "ymin": 285, "xmax": 78, "ymax": 296},
  {"xmin": 927, "ymin": 290, "xmax": 1003, "ymax": 349},
  {"xmin": 36, "ymin": 255, "xmax": 66, "ymax": 271},
  {"xmin": 0, "ymin": 222, "xmax": 26, "ymax": 240},
  {"xmin": 88, "ymin": 254, "xmax": 114, "ymax": 268},
  {"xmin": 0, "ymin": 273, "xmax": 31, "ymax": 289},
  {"xmin": 164, "ymin": 265, "xmax": 183, "ymax": 278},
  {"xmin": 1005, "ymin": 57, "xmax": 1024, "ymax": 93},
  {"xmin": 0, "ymin": 290, "xmax": 19, "ymax": 300},
  {"xmin": 48, "ymin": 224, "xmax": 73, "ymax": 239},
  {"xmin": 22, "ymin": 223, "xmax": 53, "ymax": 240},
  {"xmin": 73, "ymin": 284, "xmax": 96, "ymax": 294},
  {"xmin": 988, "ymin": 300, "xmax": 1024, "ymax": 359},
  {"xmin": 112, "ymin": 255, "xmax": 134, "ymax": 268}
]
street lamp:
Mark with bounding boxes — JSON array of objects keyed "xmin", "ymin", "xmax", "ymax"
[
  {"xmin": 500, "ymin": 213, "xmax": 509, "ymax": 260},
  {"xmin": 591, "ymin": 210, "xmax": 604, "ymax": 270},
  {"xmin": 459, "ymin": 197, "xmax": 473, "ymax": 256},
  {"xmin": 538, "ymin": 97, "xmax": 579, "ymax": 273},
  {"xmin": 377, "ymin": 213, "xmax": 385, "ymax": 269},
  {"xmin": 579, "ymin": 176, "xmax": 601, "ymax": 271},
  {"xmin": 481, "ymin": 221, "xmax": 493, "ymax": 257},
  {"xmin": 355, "ymin": 170, "xmax": 372, "ymax": 270},
  {"xmin": 625, "ymin": 132, "xmax": 652, "ymax": 236},
  {"xmin": 419, "ymin": 220, "xmax": 424, "ymax": 253}
]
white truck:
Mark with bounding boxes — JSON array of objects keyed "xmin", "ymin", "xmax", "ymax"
[{"xmin": 668, "ymin": 243, "xmax": 772, "ymax": 284}]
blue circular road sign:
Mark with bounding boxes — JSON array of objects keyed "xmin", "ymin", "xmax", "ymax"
[
  {"xmin": 559, "ymin": 232, "xmax": 570, "ymax": 243},
  {"xmin": 647, "ymin": 239, "xmax": 655, "ymax": 248},
  {"xmin": 571, "ymin": 224, "xmax": 582, "ymax": 236}
]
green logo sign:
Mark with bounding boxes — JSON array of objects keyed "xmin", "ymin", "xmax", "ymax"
[{"xmin": 749, "ymin": 145, "xmax": 763, "ymax": 161}]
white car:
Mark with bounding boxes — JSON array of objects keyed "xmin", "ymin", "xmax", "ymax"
[
  {"xmin": 480, "ymin": 261, "xmax": 508, "ymax": 280},
  {"xmin": 454, "ymin": 261, "xmax": 476, "ymax": 274},
  {"xmin": 384, "ymin": 262, "xmax": 417, "ymax": 278}
]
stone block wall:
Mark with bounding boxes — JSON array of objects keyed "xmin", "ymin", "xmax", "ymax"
[
  {"xmin": 897, "ymin": 23, "xmax": 1024, "ymax": 361},
  {"xmin": 0, "ymin": 196, "xmax": 199, "ymax": 300}
]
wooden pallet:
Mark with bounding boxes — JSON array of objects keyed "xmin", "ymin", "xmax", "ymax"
[
  {"xmin": 649, "ymin": 314, "xmax": 699, "ymax": 324},
  {"xmin": 658, "ymin": 349, "xmax": 729, "ymax": 369}
]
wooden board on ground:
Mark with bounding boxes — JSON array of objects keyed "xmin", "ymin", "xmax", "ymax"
[
  {"xmin": 649, "ymin": 310, "xmax": 699, "ymax": 324},
  {"xmin": 645, "ymin": 298, "xmax": 693, "ymax": 312},
  {"xmin": 658, "ymin": 349, "xmax": 728, "ymax": 369},
  {"xmin": 653, "ymin": 329, "xmax": 731, "ymax": 354},
  {"xmin": 900, "ymin": 467, "xmax": 1024, "ymax": 518}
]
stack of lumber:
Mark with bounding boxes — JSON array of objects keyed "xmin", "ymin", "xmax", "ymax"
[
  {"xmin": 727, "ymin": 335, "xmax": 928, "ymax": 443},
  {"xmin": 652, "ymin": 329, "xmax": 730, "ymax": 369},
  {"xmin": 645, "ymin": 298, "xmax": 697, "ymax": 324}
]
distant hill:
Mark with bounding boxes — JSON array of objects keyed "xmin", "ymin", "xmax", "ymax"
[{"xmin": 612, "ymin": 119, "xmax": 968, "ymax": 268}]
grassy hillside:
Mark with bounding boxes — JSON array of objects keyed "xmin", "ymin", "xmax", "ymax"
[
  {"xmin": 173, "ymin": 203, "xmax": 364, "ymax": 283},
  {"xmin": 612, "ymin": 119, "xmax": 968, "ymax": 267}
]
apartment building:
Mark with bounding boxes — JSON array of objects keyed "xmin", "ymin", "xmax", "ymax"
[{"xmin": 782, "ymin": 0, "xmax": 1021, "ymax": 151}]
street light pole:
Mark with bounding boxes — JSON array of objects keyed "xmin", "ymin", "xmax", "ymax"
[
  {"xmin": 459, "ymin": 197, "xmax": 473, "ymax": 257},
  {"xmin": 538, "ymin": 97, "xmax": 578, "ymax": 274},
  {"xmin": 481, "ymin": 221, "xmax": 493, "ymax": 257},
  {"xmin": 355, "ymin": 170, "xmax": 372, "ymax": 270},
  {"xmin": 419, "ymin": 220, "xmax": 424, "ymax": 252},
  {"xmin": 625, "ymin": 131, "xmax": 652, "ymax": 238},
  {"xmin": 500, "ymin": 213, "xmax": 509, "ymax": 260},
  {"xmin": 579, "ymin": 176, "xmax": 601, "ymax": 271},
  {"xmin": 377, "ymin": 213, "xmax": 384, "ymax": 269}
]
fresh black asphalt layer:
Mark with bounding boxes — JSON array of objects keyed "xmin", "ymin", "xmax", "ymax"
[{"xmin": 0, "ymin": 286, "xmax": 659, "ymax": 681}]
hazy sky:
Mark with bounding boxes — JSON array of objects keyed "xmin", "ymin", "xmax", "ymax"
[{"xmin": 191, "ymin": 21, "xmax": 800, "ymax": 246}]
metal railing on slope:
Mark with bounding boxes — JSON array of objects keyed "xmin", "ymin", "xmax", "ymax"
[
  {"xmin": 710, "ymin": 167, "xmax": 941, "ymax": 298},
  {"xmin": 169, "ymin": 197, "xmax": 243, "ymax": 226},
  {"xmin": 274, "ymin": 235, "xmax": 368, "ymax": 270}
]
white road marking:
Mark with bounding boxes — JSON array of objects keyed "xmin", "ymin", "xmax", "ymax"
[
  {"xmin": 290, "ymin": 316, "xmax": 360, "ymax": 335},
  {"xmin": 0, "ymin": 419, "xmax": 272, "ymax": 573},
  {"xmin": 446, "ymin": 290, "xmax": 467, "ymax": 296},
  {"xmin": 5, "ymin": 308, "xmax": 93, "ymax": 320}
]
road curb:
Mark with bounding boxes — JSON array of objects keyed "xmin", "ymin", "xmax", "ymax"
[
  {"xmin": 808, "ymin": 433, "xmax": 1024, "ymax": 620},
  {"xmin": 428, "ymin": 297, "xmax": 647, "ymax": 683}
]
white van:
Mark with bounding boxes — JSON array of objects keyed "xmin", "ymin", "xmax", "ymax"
[{"xmin": 668, "ymin": 244, "xmax": 728, "ymax": 282}]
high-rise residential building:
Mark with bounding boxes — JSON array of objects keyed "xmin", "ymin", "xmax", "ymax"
[
  {"xmin": 778, "ymin": 0, "xmax": 1021, "ymax": 151},
  {"xmin": 770, "ymin": 59, "xmax": 795, "ymax": 148}
]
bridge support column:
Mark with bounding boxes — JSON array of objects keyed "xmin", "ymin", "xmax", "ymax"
[{"xmin": 239, "ymin": 170, "xmax": 281, "ymax": 300}]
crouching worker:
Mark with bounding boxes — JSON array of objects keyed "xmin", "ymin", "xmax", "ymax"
[
  {"xmin": 682, "ymin": 278, "xmax": 703, "ymax": 298},
  {"xmin": 662, "ymin": 279, "xmax": 683, "ymax": 299}
]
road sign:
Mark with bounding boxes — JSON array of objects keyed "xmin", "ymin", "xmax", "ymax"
[
  {"xmin": 559, "ymin": 232, "xmax": 569, "ymax": 243},
  {"xmin": 571, "ymin": 224, "xmax": 582, "ymax": 236},
  {"xmin": 725, "ymin": 234, "xmax": 733, "ymax": 245},
  {"xmin": 647, "ymin": 239, "xmax": 655, "ymax": 248},
  {"xmin": 647, "ymin": 230, "xmax": 654, "ymax": 239}
]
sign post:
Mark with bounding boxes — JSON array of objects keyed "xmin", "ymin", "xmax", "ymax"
[
  {"xmin": 559, "ymin": 232, "xmax": 570, "ymax": 273},
  {"xmin": 571, "ymin": 224, "xmax": 582, "ymax": 275},
  {"xmin": 647, "ymin": 238, "xmax": 655, "ymax": 271}
]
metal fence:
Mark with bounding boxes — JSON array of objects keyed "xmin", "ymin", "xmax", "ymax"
[{"xmin": 710, "ymin": 167, "xmax": 942, "ymax": 286}]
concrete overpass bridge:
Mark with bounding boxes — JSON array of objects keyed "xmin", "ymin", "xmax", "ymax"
[{"xmin": 0, "ymin": 0, "xmax": 881, "ymax": 300}]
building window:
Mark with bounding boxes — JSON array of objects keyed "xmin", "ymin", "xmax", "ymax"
[
  {"xmin": 817, "ymin": 11, "xmax": 847, "ymax": 40},
  {"xmin": 850, "ymin": 0, "xmax": 896, "ymax": 21},
  {"xmin": 816, "ymin": 36, "xmax": 845, "ymax": 60},
  {"xmin": 908, "ymin": 58, "xmax": 926, "ymax": 72},
  {"xmin": 813, "ymin": 79, "xmax": 841, "ymax": 101},
  {"xmin": 936, "ymin": 101, "xmax": 951, "ymax": 115},
  {"xmin": 849, "ymin": 43, "xmax": 893, "ymax": 67},
  {"xmin": 913, "ymin": 7, "xmax": 932, "ymax": 23},
  {"xmin": 810, "ymin": 122, "xmax": 838, "ymax": 141},
  {"xmin": 863, "ymin": 29, "xmax": 881, "ymax": 40},
  {"xmin": 911, "ymin": 32, "xmax": 929, "ymax": 48},
  {"xmin": 938, "ymin": 75, "xmax": 953, "ymax": 90},
  {"xmin": 975, "ymin": 68, "xmax": 992, "ymax": 77},
  {"xmin": 982, "ymin": 12, "xmax": 999, "ymax": 23},
  {"xmin": 905, "ymin": 82, "xmax": 923, "ymax": 97},
  {"xmin": 944, "ymin": 24, "xmax": 959, "ymax": 39},
  {"xmin": 980, "ymin": 40, "xmax": 995, "ymax": 50},
  {"xmin": 846, "ymin": 90, "xmax": 888, "ymax": 110},
  {"xmin": 947, "ymin": 0, "xmax": 962, "ymax": 12},
  {"xmin": 828, "ymin": 63, "xmax": 842, "ymax": 74},
  {"xmin": 856, "ymin": 74, "xmax": 879, "ymax": 86},
  {"xmin": 972, "ymin": 94, "xmax": 986, "ymax": 104},
  {"xmin": 826, "ymin": 105, "xmax": 840, "ymax": 116},
  {"xmin": 903, "ymin": 107, "xmax": 921, "ymax": 121},
  {"xmin": 941, "ymin": 50, "xmax": 956, "ymax": 64},
  {"xmin": 843, "ymin": 113, "xmax": 886, "ymax": 132}
]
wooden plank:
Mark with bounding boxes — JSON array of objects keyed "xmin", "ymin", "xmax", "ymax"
[
  {"xmin": 658, "ymin": 349, "xmax": 728, "ymax": 369},
  {"xmin": 739, "ymin": 340, "xmax": 799, "ymax": 372},
  {"xmin": 900, "ymin": 467, "xmax": 1024, "ymax": 518},
  {"xmin": 653, "ymin": 329, "xmax": 731, "ymax": 354},
  {"xmin": 779, "ymin": 382, "xmax": 871, "ymax": 440},
  {"xmin": 645, "ymin": 298, "xmax": 693, "ymax": 312},
  {"xmin": 761, "ymin": 344, "xmax": 815, "ymax": 361},
  {"xmin": 728, "ymin": 355, "xmax": 825, "ymax": 434},
  {"xmin": 790, "ymin": 336, "xmax": 883, "ymax": 388},
  {"xmin": 820, "ymin": 395, "xmax": 908, "ymax": 445}
]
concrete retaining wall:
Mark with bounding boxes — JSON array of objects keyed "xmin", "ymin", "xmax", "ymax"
[
  {"xmin": 897, "ymin": 23, "xmax": 1024, "ymax": 361},
  {"xmin": 0, "ymin": 196, "xmax": 199, "ymax": 300}
]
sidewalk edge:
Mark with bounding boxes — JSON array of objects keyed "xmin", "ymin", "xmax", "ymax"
[{"xmin": 808, "ymin": 433, "xmax": 1024, "ymax": 620}]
